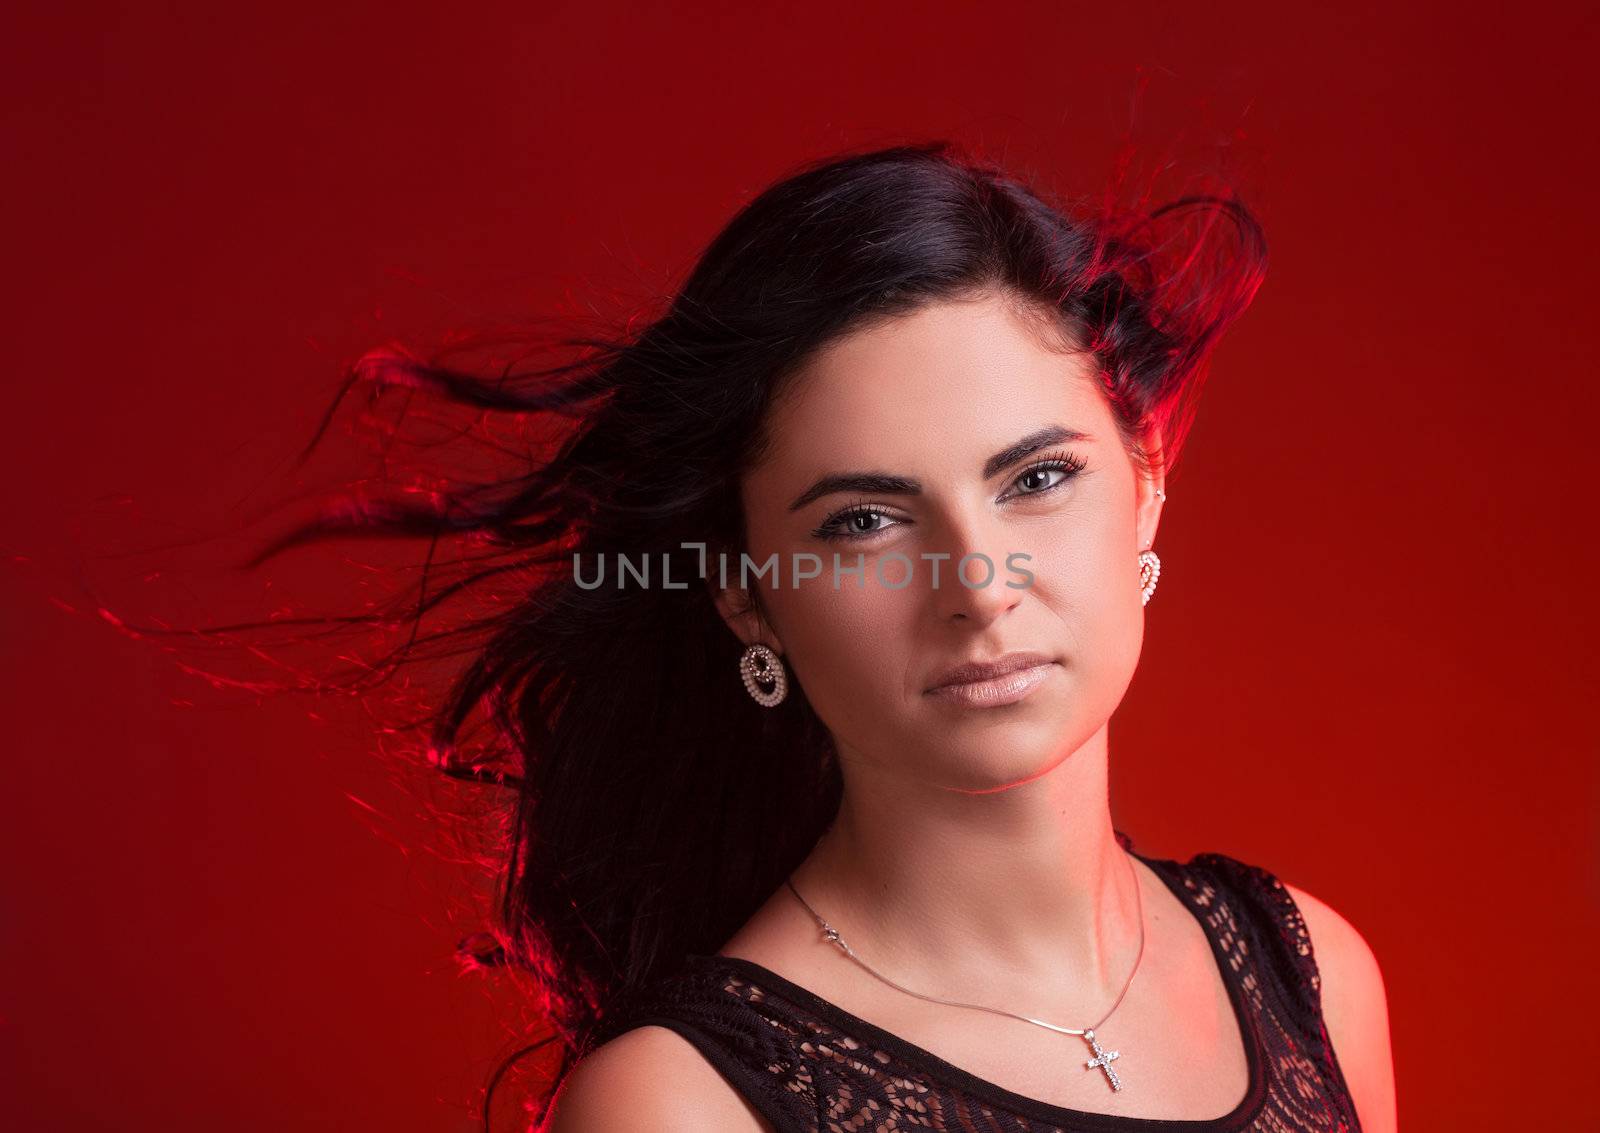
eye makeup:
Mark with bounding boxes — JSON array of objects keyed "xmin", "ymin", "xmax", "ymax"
[{"xmin": 809, "ymin": 449, "xmax": 1089, "ymax": 543}]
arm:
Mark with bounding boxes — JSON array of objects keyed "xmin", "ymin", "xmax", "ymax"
[
  {"xmin": 1284, "ymin": 882, "xmax": 1398, "ymax": 1133},
  {"xmin": 541, "ymin": 1024, "xmax": 773, "ymax": 1133}
]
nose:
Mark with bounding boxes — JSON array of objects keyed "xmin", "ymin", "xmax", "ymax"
[{"xmin": 927, "ymin": 514, "xmax": 1025, "ymax": 627}]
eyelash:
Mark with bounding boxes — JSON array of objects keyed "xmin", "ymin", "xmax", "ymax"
[{"xmin": 811, "ymin": 450, "xmax": 1089, "ymax": 543}]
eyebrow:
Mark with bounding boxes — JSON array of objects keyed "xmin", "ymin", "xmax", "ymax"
[{"xmin": 786, "ymin": 425, "xmax": 1093, "ymax": 513}]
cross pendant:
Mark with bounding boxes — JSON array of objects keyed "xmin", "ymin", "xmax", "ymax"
[{"xmin": 1082, "ymin": 1028, "xmax": 1123, "ymax": 1091}]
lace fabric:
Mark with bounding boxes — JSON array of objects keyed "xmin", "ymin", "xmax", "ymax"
[{"xmin": 588, "ymin": 850, "xmax": 1362, "ymax": 1132}]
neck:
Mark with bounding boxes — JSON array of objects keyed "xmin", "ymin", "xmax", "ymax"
[{"xmin": 789, "ymin": 721, "xmax": 1143, "ymax": 1008}]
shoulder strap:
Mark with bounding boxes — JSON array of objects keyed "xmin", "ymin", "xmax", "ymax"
[
  {"xmin": 1140, "ymin": 851, "xmax": 1364, "ymax": 1128},
  {"xmin": 1189, "ymin": 852, "xmax": 1331, "ymax": 1053},
  {"xmin": 587, "ymin": 961, "xmax": 819, "ymax": 1133}
]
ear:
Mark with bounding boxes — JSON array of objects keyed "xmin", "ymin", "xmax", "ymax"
[
  {"xmin": 708, "ymin": 573, "xmax": 785, "ymax": 655},
  {"xmin": 1135, "ymin": 429, "xmax": 1167, "ymax": 553}
]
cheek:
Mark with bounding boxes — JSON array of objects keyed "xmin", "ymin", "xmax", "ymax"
[
  {"xmin": 765, "ymin": 571, "xmax": 916, "ymax": 724},
  {"xmin": 781, "ymin": 571, "xmax": 909, "ymax": 672},
  {"xmin": 1027, "ymin": 515, "xmax": 1144, "ymax": 669}
]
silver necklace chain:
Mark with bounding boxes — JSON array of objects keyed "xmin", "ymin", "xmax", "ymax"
[{"xmin": 782, "ymin": 850, "xmax": 1147, "ymax": 1092}]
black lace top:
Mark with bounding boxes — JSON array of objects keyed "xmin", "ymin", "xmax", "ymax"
[{"xmin": 589, "ymin": 848, "xmax": 1362, "ymax": 1132}]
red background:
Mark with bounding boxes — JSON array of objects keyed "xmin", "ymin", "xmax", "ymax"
[{"xmin": 3, "ymin": 2, "xmax": 1595, "ymax": 1129}]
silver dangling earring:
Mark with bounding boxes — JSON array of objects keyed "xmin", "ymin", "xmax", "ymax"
[
  {"xmin": 739, "ymin": 643, "xmax": 788, "ymax": 707},
  {"xmin": 1139, "ymin": 487, "xmax": 1167, "ymax": 607},
  {"xmin": 1138, "ymin": 549, "xmax": 1162, "ymax": 606}
]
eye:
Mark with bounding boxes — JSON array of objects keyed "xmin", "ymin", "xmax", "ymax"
[
  {"xmin": 812, "ymin": 498, "xmax": 902, "ymax": 543},
  {"xmin": 1002, "ymin": 450, "xmax": 1088, "ymax": 500},
  {"xmin": 810, "ymin": 451, "xmax": 1088, "ymax": 544}
]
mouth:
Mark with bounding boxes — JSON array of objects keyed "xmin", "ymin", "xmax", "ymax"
[
  {"xmin": 925, "ymin": 661, "xmax": 1056, "ymax": 708},
  {"xmin": 923, "ymin": 651, "xmax": 1058, "ymax": 708}
]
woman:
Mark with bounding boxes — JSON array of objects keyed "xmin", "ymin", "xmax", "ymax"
[{"xmin": 283, "ymin": 141, "xmax": 1394, "ymax": 1131}]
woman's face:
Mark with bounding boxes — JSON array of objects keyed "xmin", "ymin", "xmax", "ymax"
[{"xmin": 718, "ymin": 290, "xmax": 1164, "ymax": 791}]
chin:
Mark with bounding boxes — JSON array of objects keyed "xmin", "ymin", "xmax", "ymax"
[{"xmin": 928, "ymin": 726, "xmax": 1075, "ymax": 790}]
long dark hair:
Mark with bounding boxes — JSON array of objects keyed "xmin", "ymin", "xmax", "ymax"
[{"xmin": 226, "ymin": 139, "xmax": 1266, "ymax": 1127}]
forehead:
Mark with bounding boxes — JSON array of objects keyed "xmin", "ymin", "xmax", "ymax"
[{"xmin": 756, "ymin": 293, "xmax": 1107, "ymax": 477}]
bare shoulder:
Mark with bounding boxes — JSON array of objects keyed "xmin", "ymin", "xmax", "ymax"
[
  {"xmin": 541, "ymin": 1024, "xmax": 773, "ymax": 1133},
  {"xmin": 1281, "ymin": 880, "xmax": 1398, "ymax": 1133}
]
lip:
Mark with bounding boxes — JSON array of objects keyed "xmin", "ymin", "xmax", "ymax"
[
  {"xmin": 924, "ymin": 650, "xmax": 1056, "ymax": 693},
  {"xmin": 924, "ymin": 660, "xmax": 1055, "ymax": 707}
]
